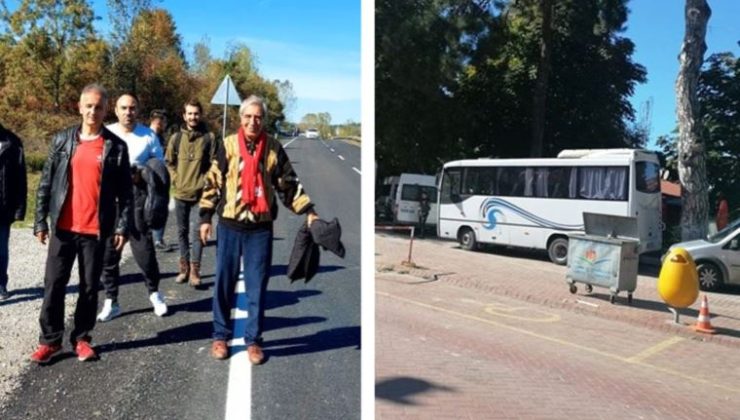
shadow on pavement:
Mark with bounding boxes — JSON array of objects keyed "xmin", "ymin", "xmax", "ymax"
[
  {"xmin": 258, "ymin": 326, "xmax": 360, "ymax": 358},
  {"xmin": 264, "ymin": 289, "xmax": 322, "ymax": 310},
  {"xmin": 269, "ymin": 264, "xmax": 346, "ymax": 278},
  {"xmin": 263, "ymin": 315, "xmax": 326, "ymax": 333},
  {"xmin": 96, "ymin": 321, "xmax": 213, "ymax": 353},
  {"xmin": 375, "ymin": 377, "xmax": 455, "ymax": 405}
]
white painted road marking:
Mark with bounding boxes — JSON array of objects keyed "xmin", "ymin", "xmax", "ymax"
[
  {"xmin": 225, "ymin": 277, "xmax": 252, "ymax": 420},
  {"xmin": 352, "ymin": 167, "xmax": 361, "ymax": 175},
  {"xmin": 283, "ymin": 137, "xmax": 298, "ymax": 148},
  {"xmin": 225, "ymin": 351, "xmax": 252, "ymax": 420},
  {"xmin": 338, "ymin": 155, "xmax": 345, "ymax": 161},
  {"xmin": 330, "ymin": 148, "xmax": 335, "ymax": 152}
]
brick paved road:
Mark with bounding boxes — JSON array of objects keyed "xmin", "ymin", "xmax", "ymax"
[{"xmin": 376, "ymin": 233, "xmax": 740, "ymax": 419}]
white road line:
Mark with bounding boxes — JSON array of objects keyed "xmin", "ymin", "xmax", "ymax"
[
  {"xmin": 228, "ymin": 338, "xmax": 247, "ymax": 347},
  {"xmin": 225, "ymin": 351, "xmax": 252, "ymax": 420},
  {"xmin": 330, "ymin": 148, "xmax": 335, "ymax": 152},
  {"xmin": 352, "ymin": 167, "xmax": 361, "ymax": 175},
  {"xmin": 338, "ymin": 155, "xmax": 345, "ymax": 161},
  {"xmin": 283, "ymin": 137, "xmax": 298, "ymax": 148},
  {"xmin": 225, "ymin": 274, "xmax": 252, "ymax": 420},
  {"xmin": 230, "ymin": 307, "xmax": 248, "ymax": 319}
]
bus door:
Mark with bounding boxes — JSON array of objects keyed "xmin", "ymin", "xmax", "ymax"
[{"xmin": 634, "ymin": 161, "xmax": 662, "ymax": 252}]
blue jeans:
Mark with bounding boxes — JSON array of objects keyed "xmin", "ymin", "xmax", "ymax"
[
  {"xmin": 175, "ymin": 199, "xmax": 203, "ymax": 263},
  {"xmin": 0, "ymin": 222, "xmax": 9, "ymax": 288},
  {"xmin": 212, "ymin": 223, "xmax": 271, "ymax": 346},
  {"xmin": 152, "ymin": 227, "xmax": 165, "ymax": 243}
]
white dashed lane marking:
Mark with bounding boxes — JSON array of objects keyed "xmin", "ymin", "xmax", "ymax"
[{"xmin": 225, "ymin": 276, "xmax": 252, "ymax": 420}]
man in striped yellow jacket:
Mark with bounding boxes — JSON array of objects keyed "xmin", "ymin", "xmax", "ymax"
[{"xmin": 199, "ymin": 95, "xmax": 319, "ymax": 364}]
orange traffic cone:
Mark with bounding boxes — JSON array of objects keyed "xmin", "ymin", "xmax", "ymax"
[{"xmin": 693, "ymin": 294, "xmax": 717, "ymax": 334}]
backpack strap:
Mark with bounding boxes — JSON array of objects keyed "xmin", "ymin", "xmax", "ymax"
[{"xmin": 172, "ymin": 131, "xmax": 183, "ymax": 163}]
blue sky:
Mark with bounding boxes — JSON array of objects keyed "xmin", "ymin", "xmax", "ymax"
[
  {"xmin": 624, "ymin": 0, "xmax": 740, "ymax": 149},
  {"xmin": 90, "ymin": 0, "xmax": 361, "ymax": 124}
]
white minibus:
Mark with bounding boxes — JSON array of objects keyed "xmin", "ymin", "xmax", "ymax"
[{"xmin": 437, "ymin": 149, "xmax": 662, "ymax": 264}]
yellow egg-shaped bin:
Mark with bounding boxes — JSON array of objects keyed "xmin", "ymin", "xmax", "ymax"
[{"xmin": 657, "ymin": 247, "xmax": 699, "ymax": 308}]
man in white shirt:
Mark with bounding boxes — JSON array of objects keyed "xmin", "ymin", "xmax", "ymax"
[{"xmin": 97, "ymin": 93, "xmax": 168, "ymax": 321}]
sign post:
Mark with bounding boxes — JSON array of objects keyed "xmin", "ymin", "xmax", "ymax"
[{"xmin": 210, "ymin": 74, "xmax": 242, "ymax": 141}]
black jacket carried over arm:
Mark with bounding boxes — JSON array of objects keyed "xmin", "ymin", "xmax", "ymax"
[
  {"xmin": 0, "ymin": 123, "xmax": 27, "ymax": 225},
  {"xmin": 138, "ymin": 157, "xmax": 170, "ymax": 231},
  {"xmin": 34, "ymin": 125, "xmax": 133, "ymax": 238}
]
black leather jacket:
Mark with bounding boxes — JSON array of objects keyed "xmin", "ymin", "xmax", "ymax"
[
  {"xmin": 0, "ymin": 124, "xmax": 27, "ymax": 225},
  {"xmin": 34, "ymin": 125, "xmax": 133, "ymax": 238}
]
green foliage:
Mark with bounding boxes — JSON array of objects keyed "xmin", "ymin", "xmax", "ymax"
[
  {"xmin": 335, "ymin": 121, "xmax": 361, "ymax": 138},
  {"xmin": 300, "ymin": 113, "xmax": 332, "ymax": 138},
  {"xmin": 25, "ymin": 152, "xmax": 46, "ymax": 172},
  {"xmin": 376, "ymin": 0, "xmax": 646, "ymax": 179},
  {"xmin": 0, "ymin": 2, "xmax": 288, "ymax": 152},
  {"xmin": 1, "ymin": 0, "xmax": 97, "ymax": 111}
]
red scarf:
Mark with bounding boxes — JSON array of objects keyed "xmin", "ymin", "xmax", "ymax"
[{"xmin": 237, "ymin": 127, "xmax": 270, "ymax": 214}]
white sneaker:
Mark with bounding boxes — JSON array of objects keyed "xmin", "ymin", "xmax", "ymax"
[
  {"xmin": 97, "ymin": 298, "xmax": 121, "ymax": 322},
  {"xmin": 149, "ymin": 292, "xmax": 168, "ymax": 317}
]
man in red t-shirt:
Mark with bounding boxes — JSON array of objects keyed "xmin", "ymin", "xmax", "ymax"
[{"xmin": 30, "ymin": 84, "xmax": 134, "ymax": 364}]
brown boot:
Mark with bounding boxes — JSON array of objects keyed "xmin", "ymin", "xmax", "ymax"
[
  {"xmin": 176, "ymin": 258, "xmax": 189, "ymax": 283},
  {"xmin": 189, "ymin": 262, "xmax": 201, "ymax": 287}
]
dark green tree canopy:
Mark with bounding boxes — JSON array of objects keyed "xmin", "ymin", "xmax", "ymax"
[{"xmin": 376, "ymin": 0, "xmax": 646, "ymax": 179}]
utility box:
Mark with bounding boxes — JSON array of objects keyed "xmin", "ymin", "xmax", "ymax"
[{"xmin": 566, "ymin": 212, "xmax": 640, "ymax": 304}]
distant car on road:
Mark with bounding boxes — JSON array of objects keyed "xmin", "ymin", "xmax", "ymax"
[
  {"xmin": 305, "ymin": 128, "xmax": 320, "ymax": 139},
  {"xmin": 667, "ymin": 217, "xmax": 740, "ymax": 291}
]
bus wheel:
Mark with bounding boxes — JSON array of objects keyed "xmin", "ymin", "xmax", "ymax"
[
  {"xmin": 547, "ymin": 237, "xmax": 569, "ymax": 265},
  {"xmin": 459, "ymin": 228, "xmax": 477, "ymax": 251}
]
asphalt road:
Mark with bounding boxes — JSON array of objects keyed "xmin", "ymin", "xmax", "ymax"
[
  {"xmin": 2, "ymin": 136, "xmax": 361, "ymax": 420},
  {"xmin": 318, "ymin": 138, "xmax": 361, "ymax": 176}
]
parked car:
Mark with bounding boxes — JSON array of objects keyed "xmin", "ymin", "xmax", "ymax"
[
  {"xmin": 666, "ymin": 217, "xmax": 740, "ymax": 291},
  {"xmin": 305, "ymin": 128, "xmax": 319, "ymax": 139}
]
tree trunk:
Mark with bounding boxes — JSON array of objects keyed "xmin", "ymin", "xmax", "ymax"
[
  {"xmin": 530, "ymin": 0, "xmax": 552, "ymax": 157},
  {"xmin": 676, "ymin": 0, "xmax": 711, "ymax": 241}
]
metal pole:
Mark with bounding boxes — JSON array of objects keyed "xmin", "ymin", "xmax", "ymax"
[
  {"xmin": 222, "ymin": 76, "xmax": 229, "ymax": 141},
  {"xmin": 406, "ymin": 226, "xmax": 415, "ymax": 264},
  {"xmin": 668, "ymin": 307, "xmax": 680, "ymax": 324}
]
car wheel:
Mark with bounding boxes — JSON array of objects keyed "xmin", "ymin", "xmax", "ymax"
[
  {"xmin": 697, "ymin": 262, "xmax": 723, "ymax": 292},
  {"xmin": 459, "ymin": 228, "xmax": 477, "ymax": 251},
  {"xmin": 547, "ymin": 237, "xmax": 569, "ymax": 265}
]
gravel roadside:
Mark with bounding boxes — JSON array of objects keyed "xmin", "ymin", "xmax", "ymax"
[{"xmin": 0, "ymin": 227, "xmax": 133, "ymax": 410}]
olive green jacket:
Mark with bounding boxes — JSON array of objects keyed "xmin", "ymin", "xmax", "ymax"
[{"xmin": 165, "ymin": 125, "xmax": 217, "ymax": 201}]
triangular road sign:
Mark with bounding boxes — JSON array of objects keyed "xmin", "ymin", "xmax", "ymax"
[{"xmin": 210, "ymin": 74, "xmax": 242, "ymax": 106}]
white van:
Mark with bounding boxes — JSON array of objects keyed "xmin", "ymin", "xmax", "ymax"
[
  {"xmin": 392, "ymin": 173, "xmax": 438, "ymax": 226},
  {"xmin": 375, "ymin": 176, "xmax": 399, "ymax": 221}
]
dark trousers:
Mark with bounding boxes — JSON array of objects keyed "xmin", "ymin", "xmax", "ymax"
[
  {"xmin": 418, "ymin": 213, "xmax": 429, "ymax": 237},
  {"xmin": 0, "ymin": 222, "xmax": 9, "ymax": 288},
  {"xmin": 100, "ymin": 225, "xmax": 161, "ymax": 301},
  {"xmin": 212, "ymin": 223, "xmax": 271, "ymax": 346},
  {"xmin": 39, "ymin": 229, "xmax": 106, "ymax": 345},
  {"xmin": 175, "ymin": 199, "xmax": 203, "ymax": 263}
]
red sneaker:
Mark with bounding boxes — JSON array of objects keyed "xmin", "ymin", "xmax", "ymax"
[
  {"xmin": 30, "ymin": 344, "xmax": 62, "ymax": 364},
  {"xmin": 75, "ymin": 340, "xmax": 97, "ymax": 362}
]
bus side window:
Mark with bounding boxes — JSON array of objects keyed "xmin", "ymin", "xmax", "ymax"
[
  {"xmin": 548, "ymin": 167, "xmax": 568, "ymax": 198},
  {"xmin": 494, "ymin": 167, "xmax": 522, "ymax": 197}
]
